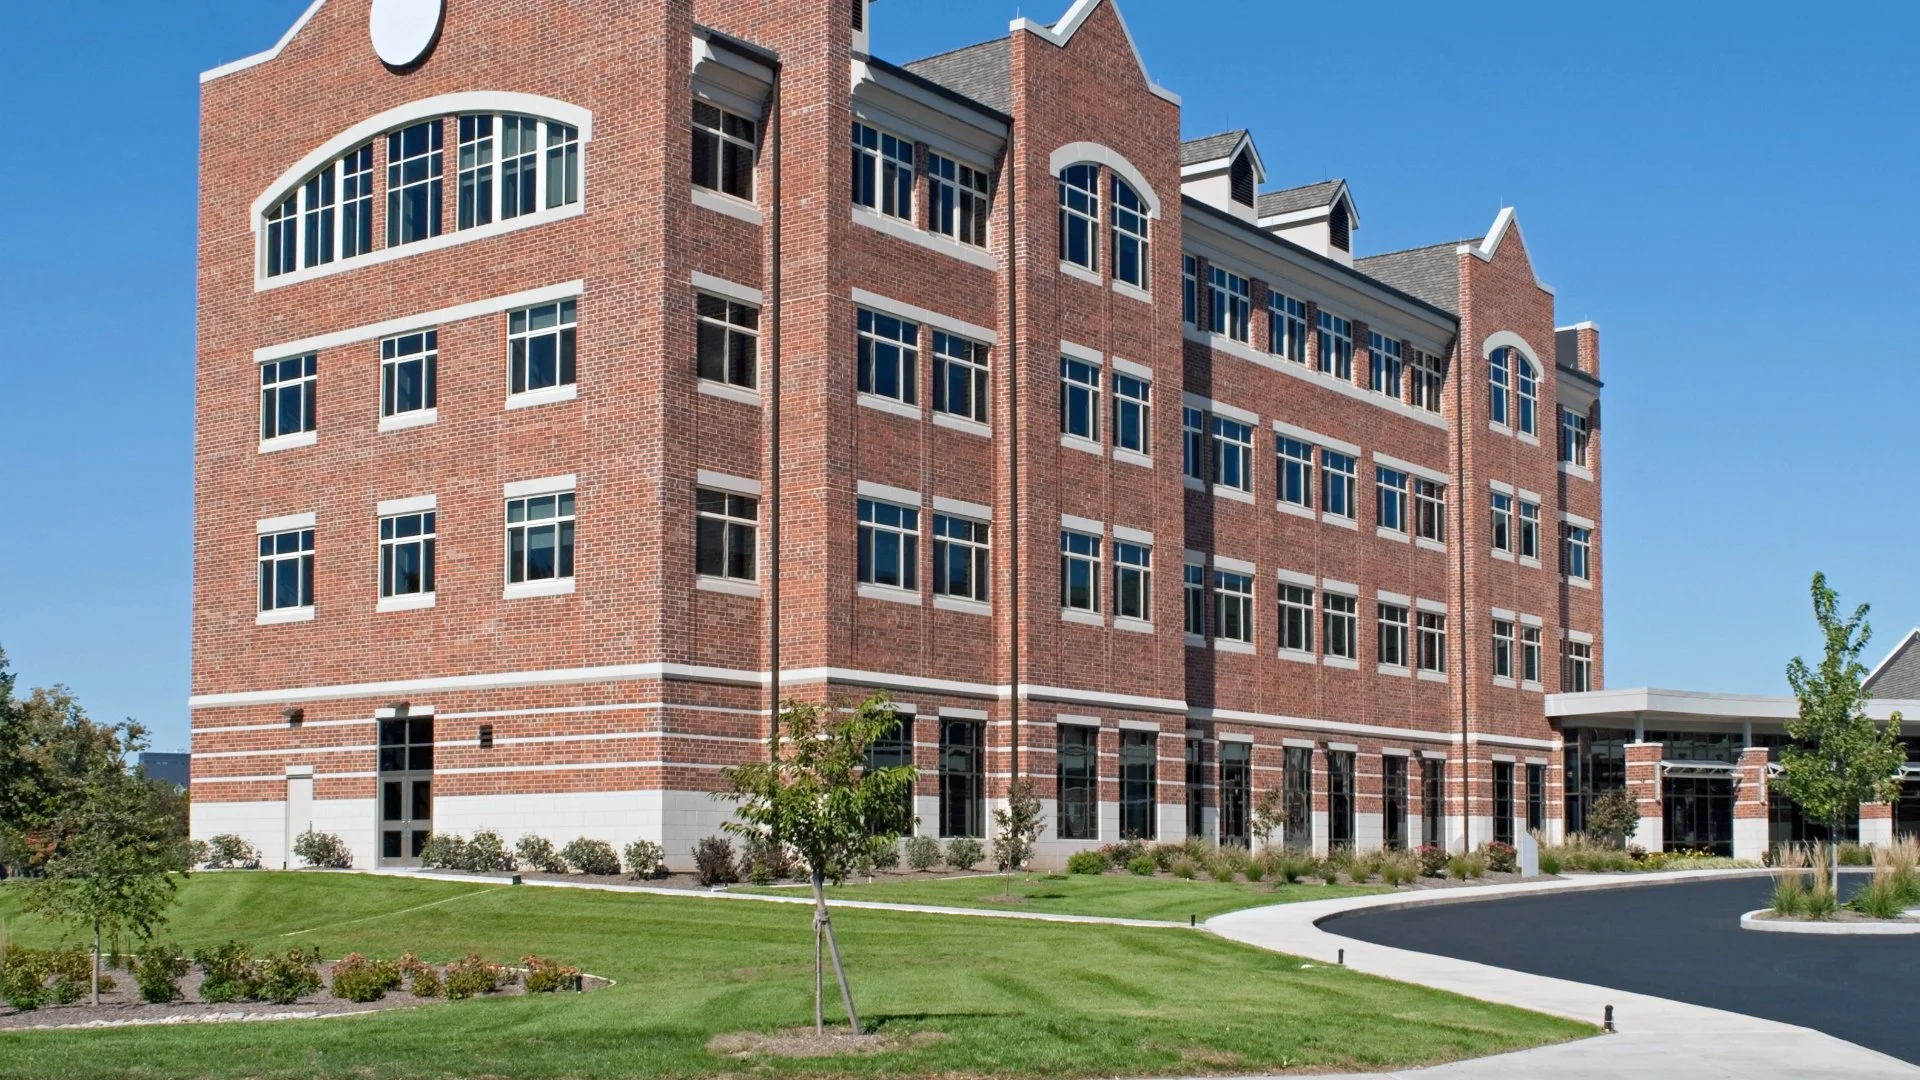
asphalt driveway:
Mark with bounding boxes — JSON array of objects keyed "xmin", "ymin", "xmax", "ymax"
[{"xmin": 1327, "ymin": 874, "xmax": 1920, "ymax": 1064}]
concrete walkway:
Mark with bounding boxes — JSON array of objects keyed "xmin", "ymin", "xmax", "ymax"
[{"xmin": 1207, "ymin": 871, "xmax": 1920, "ymax": 1079}]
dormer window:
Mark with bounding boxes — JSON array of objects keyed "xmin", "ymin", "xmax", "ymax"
[
  {"xmin": 1329, "ymin": 200, "xmax": 1351, "ymax": 252},
  {"xmin": 1229, "ymin": 151, "xmax": 1255, "ymax": 207}
]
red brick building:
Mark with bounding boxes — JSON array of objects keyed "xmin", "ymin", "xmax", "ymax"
[{"xmin": 191, "ymin": 0, "xmax": 1605, "ymax": 870}]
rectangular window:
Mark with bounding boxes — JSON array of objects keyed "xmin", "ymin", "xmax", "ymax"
[
  {"xmin": 1276, "ymin": 436, "xmax": 1314, "ymax": 510},
  {"xmin": 1181, "ymin": 407, "xmax": 1206, "ymax": 483},
  {"xmin": 1322, "ymin": 450, "xmax": 1357, "ymax": 519},
  {"xmin": 939, "ymin": 718, "xmax": 983, "ymax": 838},
  {"xmin": 696, "ymin": 489, "xmax": 758, "ymax": 581},
  {"xmin": 932, "ymin": 513, "xmax": 989, "ymax": 602},
  {"xmin": 1376, "ymin": 467, "xmax": 1408, "ymax": 533},
  {"xmin": 1114, "ymin": 541, "xmax": 1151, "ymax": 622},
  {"xmin": 1186, "ymin": 737, "xmax": 1205, "ymax": 841},
  {"xmin": 1414, "ymin": 478, "xmax": 1445, "ymax": 544},
  {"xmin": 340, "ymin": 144, "xmax": 375, "ymax": 259},
  {"xmin": 379, "ymin": 510, "xmax": 437, "ymax": 598},
  {"xmin": 257, "ymin": 527, "xmax": 315, "ymax": 612},
  {"xmin": 508, "ymin": 299, "xmax": 577, "ymax": 396},
  {"xmin": 380, "ymin": 330, "xmax": 437, "ymax": 419},
  {"xmin": 1060, "ymin": 530, "xmax": 1101, "ymax": 613},
  {"xmin": 1207, "ymin": 267, "xmax": 1250, "ymax": 342},
  {"xmin": 1269, "ymin": 292, "xmax": 1307, "ymax": 364},
  {"xmin": 1418, "ymin": 612, "xmax": 1447, "ymax": 673},
  {"xmin": 1519, "ymin": 500, "xmax": 1541, "ymax": 560},
  {"xmin": 1112, "ymin": 372, "xmax": 1150, "ymax": 454},
  {"xmin": 386, "ymin": 120, "xmax": 443, "ymax": 247},
  {"xmin": 457, "ymin": 114, "xmax": 495, "ymax": 230},
  {"xmin": 1060, "ymin": 357, "xmax": 1100, "ymax": 441},
  {"xmin": 1119, "ymin": 729, "xmax": 1157, "ymax": 840},
  {"xmin": 1210, "ymin": 415, "xmax": 1254, "ymax": 493},
  {"xmin": 1369, "ymin": 332, "xmax": 1403, "ymax": 398},
  {"xmin": 1057, "ymin": 724, "xmax": 1097, "ymax": 840},
  {"xmin": 1278, "ymin": 584, "xmax": 1314, "ymax": 653},
  {"xmin": 1057, "ymin": 163, "xmax": 1099, "ymax": 271},
  {"xmin": 1422, "ymin": 758, "xmax": 1445, "ymax": 848},
  {"xmin": 301, "ymin": 170, "xmax": 336, "ymax": 268},
  {"xmin": 545, "ymin": 122, "xmax": 580, "ymax": 209},
  {"xmin": 1564, "ymin": 640, "xmax": 1593, "ymax": 692},
  {"xmin": 852, "ymin": 122, "xmax": 914, "ymax": 220},
  {"xmin": 1183, "ymin": 562, "xmax": 1205, "ymax": 636},
  {"xmin": 266, "ymin": 193, "xmax": 298, "ymax": 277},
  {"xmin": 1490, "ymin": 347, "xmax": 1511, "ymax": 427},
  {"xmin": 929, "ymin": 153, "xmax": 989, "ymax": 248},
  {"xmin": 1324, "ymin": 592, "xmax": 1358, "ymax": 660},
  {"xmin": 498, "ymin": 115, "xmax": 541, "ymax": 220},
  {"xmin": 1377, "ymin": 603, "xmax": 1409, "ymax": 667},
  {"xmin": 260, "ymin": 355, "xmax": 317, "ymax": 441},
  {"xmin": 1383, "ymin": 755, "xmax": 1408, "ymax": 851},
  {"xmin": 1411, "ymin": 349, "xmax": 1445, "ymax": 413},
  {"xmin": 865, "ymin": 717, "xmax": 913, "ymax": 835},
  {"xmin": 1522, "ymin": 626, "xmax": 1543, "ymax": 684},
  {"xmin": 933, "ymin": 332, "xmax": 989, "ymax": 424},
  {"xmin": 857, "ymin": 498, "xmax": 919, "ymax": 591},
  {"xmin": 858, "ymin": 309, "xmax": 919, "ymax": 405},
  {"xmin": 1111, "ymin": 176, "xmax": 1150, "ymax": 288},
  {"xmin": 1317, "ymin": 310, "xmax": 1353, "ymax": 380},
  {"xmin": 1563, "ymin": 523, "xmax": 1593, "ymax": 580},
  {"xmin": 1490, "ymin": 491, "xmax": 1513, "ymax": 553},
  {"xmin": 505, "ymin": 491, "xmax": 576, "ymax": 585},
  {"xmin": 1527, "ymin": 763, "xmax": 1546, "ymax": 834},
  {"xmin": 1284, "ymin": 745, "xmax": 1313, "ymax": 850},
  {"xmin": 697, "ymin": 293, "xmax": 760, "ymax": 389},
  {"xmin": 1492, "ymin": 618, "xmax": 1515, "ymax": 679},
  {"xmin": 1328, "ymin": 750, "xmax": 1356, "ymax": 850},
  {"xmin": 693, "ymin": 101, "xmax": 755, "ymax": 201},
  {"xmin": 1493, "ymin": 761, "xmax": 1515, "ymax": 846},
  {"xmin": 1214, "ymin": 570, "xmax": 1253, "ymax": 644},
  {"xmin": 1220, "ymin": 741, "xmax": 1251, "ymax": 848},
  {"xmin": 1561, "ymin": 407, "xmax": 1590, "ymax": 467},
  {"xmin": 1181, "ymin": 255, "xmax": 1197, "ymax": 326}
]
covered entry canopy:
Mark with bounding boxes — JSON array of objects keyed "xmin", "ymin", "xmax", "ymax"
[{"xmin": 1545, "ymin": 686, "xmax": 1920, "ymax": 733}]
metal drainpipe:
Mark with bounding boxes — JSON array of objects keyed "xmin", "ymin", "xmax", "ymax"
[
  {"xmin": 1452, "ymin": 329, "xmax": 1467, "ymax": 852},
  {"xmin": 767, "ymin": 69, "xmax": 783, "ymax": 753},
  {"xmin": 1005, "ymin": 139, "xmax": 1020, "ymax": 784}
]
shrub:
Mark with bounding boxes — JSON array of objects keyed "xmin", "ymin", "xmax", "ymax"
[
  {"xmin": 1480, "ymin": 841, "xmax": 1517, "ymax": 874},
  {"xmin": 1272, "ymin": 850, "xmax": 1315, "ymax": 884},
  {"xmin": 1149, "ymin": 843, "xmax": 1184, "ymax": 871},
  {"xmin": 1127, "ymin": 855, "xmax": 1159, "ymax": 877},
  {"xmin": 1538, "ymin": 852, "xmax": 1563, "ymax": 876},
  {"xmin": 329, "ymin": 953, "xmax": 402, "ymax": 1003},
  {"xmin": 207, "ymin": 834, "xmax": 258, "ymax": 869},
  {"xmin": 134, "ymin": 943, "xmax": 189, "ymax": 1003},
  {"xmin": 738, "ymin": 833, "xmax": 796, "ymax": 884},
  {"xmin": 1379, "ymin": 850, "xmax": 1419, "ymax": 886},
  {"xmin": 443, "ymin": 954, "xmax": 507, "ymax": 1000},
  {"xmin": 1, "ymin": 946, "xmax": 48, "ymax": 1011},
  {"xmin": 291, "ymin": 829, "xmax": 353, "ymax": 869},
  {"xmin": 1066, "ymin": 850, "xmax": 1109, "ymax": 875},
  {"xmin": 1415, "ymin": 844, "xmax": 1451, "ymax": 878},
  {"xmin": 1314, "ymin": 858, "xmax": 1344, "ymax": 885},
  {"xmin": 516, "ymin": 835, "xmax": 569, "ymax": 874},
  {"xmin": 418, "ymin": 833, "xmax": 470, "ymax": 871},
  {"xmin": 409, "ymin": 965, "xmax": 443, "ymax": 998},
  {"xmin": 1347, "ymin": 849, "xmax": 1385, "ymax": 882},
  {"xmin": 257, "ymin": 947, "xmax": 324, "ymax": 1004},
  {"xmin": 1887, "ymin": 837, "xmax": 1920, "ymax": 907},
  {"xmin": 186, "ymin": 839, "xmax": 211, "ymax": 868},
  {"xmin": 1101, "ymin": 838, "xmax": 1147, "ymax": 867},
  {"xmin": 38, "ymin": 947, "xmax": 98, "ymax": 1004},
  {"xmin": 1169, "ymin": 855, "xmax": 1199, "ymax": 880},
  {"xmin": 1205, "ymin": 855, "xmax": 1237, "ymax": 882},
  {"xmin": 944, "ymin": 837, "xmax": 985, "ymax": 870},
  {"xmin": 692, "ymin": 835, "xmax": 739, "ymax": 887},
  {"xmin": 523, "ymin": 955, "xmax": 582, "ymax": 994},
  {"xmin": 464, "ymin": 830, "xmax": 516, "ymax": 872},
  {"xmin": 624, "ymin": 840, "xmax": 667, "ymax": 880},
  {"xmin": 865, "ymin": 836, "xmax": 901, "ymax": 872},
  {"xmin": 1848, "ymin": 876, "xmax": 1903, "ymax": 919},
  {"xmin": 898, "ymin": 834, "xmax": 940, "ymax": 872},
  {"xmin": 1769, "ymin": 873, "xmax": 1807, "ymax": 918},
  {"xmin": 1448, "ymin": 852, "xmax": 1489, "ymax": 880},
  {"xmin": 1839, "ymin": 843, "xmax": 1874, "ymax": 867},
  {"xmin": 1586, "ymin": 789, "xmax": 1641, "ymax": 849},
  {"xmin": 1243, "ymin": 854, "xmax": 1266, "ymax": 882},
  {"xmin": 559, "ymin": 838, "xmax": 621, "ymax": 877},
  {"xmin": 194, "ymin": 941, "xmax": 260, "ymax": 1003}
]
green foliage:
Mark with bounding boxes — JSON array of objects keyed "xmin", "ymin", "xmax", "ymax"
[
  {"xmin": 1242, "ymin": 853, "xmax": 1266, "ymax": 882},
  {"xmin": 1769, "ymin": 873, "xmax": 1806, "ymax": 918},
  {"xmin": 559, "ymin": 838, "xmax": 621, "ymax": 877},
  {"xmin": 623, "ymin": 840, "xmax": 666, "ymax": 879},
  {"xmin": 992, "ymin": 779, "xmax": 1045, "ymax": 877},
  {"xmin": 463, "ymin": 830, "xmax": 515, "ymax": 872},
  {"xmin": 442, "ymin": 954, "xmax": 507, "ymax": 1000},
  {"xmin": 737, "ymin": 832, "xmax": 795, "ymax": 884},
  {"xmin": 944, "ymin": 837, "xmax": 984, "ymax": 870},
  {"xmin": 207, "ymin": 834, "xmax": 258, "ymax": 869},
  {"xmin": 2, "ymin": 945, "xmax": 51, "ymax": 1010},
  {"xmin": 1204, "ymin": 855, "xmax": 1237, "ymax": 882},
  {"xmin": 903, "ymin": 835, "xmax": 942, "ymax": 871},
  {"xmin": 1479, "ymin": 842, "xmax": 1517, "ymax": 874},
  {"xmin": 134, "ymin": 943, "xmax": 189, "ymax": 1003},
  {"xmin": 418, "ymin": 832, "xmax": 468, "ymax": 870},
  {"xmin": 1849, "ymin": 876, "xmax": 1906, "ymax": 919},
  {"xmin": 194, "ymin": 941, "xmax": 260, "ymax": 1003},
  {"xmin": 1272, "ymin": 850, "xmax": 1317, "ymax": 884},
  {"xmin": 1838, "ymin": 843, "xmax": 1874, "ymax": 867},
  {"xmin": 1415, "ymin": 845, "xmax": 1451, "ymax": 878},
  {"xmin": 291, "ymin": 829, "xmax": 352, "ymax": 869},
  {"xmin": 409, "ymin": 964, "xmax": 442, "ymax": 998},
  {"xmin": 690, "ymin": 836, "xmax": 738, "ymax": 887},
  {"xmin": 1379, "ymin": 850, "xmax": 1419, "ymax": 886},
  {"xmin": 863, "ymin": 836, "xmax": 901, "ymax": 872},
  {"xmin": 1538, "ymin": 852, "xmax": 1563, "ymax": 876},
  {"xmin": 1066, "ymin": 850, "xmax": 1109, "ymax": 875},
  {"xmin": 1169, "ymin": 855, "xmax": 1199, "ymax": 880},
  {"xmin": 1448, "ymin": 852, "xmax": 1489, "ymax": 880},
  {"xmin": 1250, "ymin": 786, "xmax": 1287, "ymax": 849},
  {"xmin": 1585, "ymin": 789, "xmax": 1641, "ymax": 849},
  {"xmin": 329, "ymin": 952, "xmax": 402, "ymax": 1002},
  {"xmin": 1129, "ymin": 855, "xmax": 1160, "ymax": 877},
  {"xmin": 257, "ymin": 947, "xmax": 323, "ymax": 1004},
  {"xmin": 522, "ymin": 955, "xmax": 582, "ymax": 993},
  {"xmin": 1101, "ymin": 837, "xmax": 1147, "ymax": 866},
  {"xmin": 511, "ymin": 835, "xmax": 564, "ymax": 874}
]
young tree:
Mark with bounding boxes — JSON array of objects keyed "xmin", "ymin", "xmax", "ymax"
[
  {"xmin": 1251, "ymin": 786, "xmax": 1286, "ymax": 850},
  {"xmin": 718, "ymin": 695, "xmax": 915, "ymax": 1035},
  {"xmin": 991, "ymin": 779, "xmax": 1044, "ymax": 899},
  {"xmin": 1776, "ymin": 572, "xmax": 1907, "ymax": 885},
  {"xmin": 1585, "ymin": 788, "xmax": 1641, "ymax": 850}
]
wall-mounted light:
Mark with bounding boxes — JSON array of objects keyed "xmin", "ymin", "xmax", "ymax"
[{"xmin": 283, "ymin": 707, "xmax": 304, "ymax": 728}]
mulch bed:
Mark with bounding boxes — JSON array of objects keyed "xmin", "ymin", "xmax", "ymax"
[{"xmin": 708, "ymin": 1027, "xmax": 946, "ymax": 1059}]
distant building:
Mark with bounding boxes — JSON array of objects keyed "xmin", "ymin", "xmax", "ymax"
[{"xmin": 141, "ymin": 752, "xmax": 191, "ymax": 791}]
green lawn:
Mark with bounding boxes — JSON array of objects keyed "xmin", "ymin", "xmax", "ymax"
[
  {"xmin": 0, "ymin": 873, "xmax": 1589, "ymax": 1079},
  {"xmin": 736, "ymin": 871, "xmax": 1387, "ymax": 921}
]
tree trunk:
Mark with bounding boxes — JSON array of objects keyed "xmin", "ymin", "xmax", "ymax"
[
  {"xmin": 811, "ymin": 869, "xmax": 861, "ymax": 1036},
  {"xmin": 91, "ymin": 920, "xmax": 101, "ymax": 1007},
  {"xmin": 813, "ymin": 907, "xmax": 824, "ymax": 1034},
  {"xmin": 1832, "ymin": 816, "xmax": 1842, "ymax": 894}
]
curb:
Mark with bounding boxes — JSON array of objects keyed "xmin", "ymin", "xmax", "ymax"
[{"xmin": 1740, "ymin": 908, "xmax": 1920, "ymax": 935}]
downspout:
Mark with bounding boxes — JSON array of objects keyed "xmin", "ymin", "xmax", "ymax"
[
  {"xmin": 1005, "ymin": 141, "xmax": 1020, "ymax": 784},
  {"xmin": 1452, "ymin": 327, "xmax": 1467, "ymax": 852},
  {"xmin": 767, "ymin": 68, "xmax": 784, "ymax": 753}
]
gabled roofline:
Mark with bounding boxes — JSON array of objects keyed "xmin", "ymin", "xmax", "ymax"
[
  {"xmin": 1459, "ymin": 206, "xmax": 1554, "ymax": 296},
  {"xmin": 1867, "ymin": 629, "xmax": 1920, "ymax": 692},
  {"xmin": 1178, "ymin": 130, "xmax": 1265, "ymax": 184},
  {"xmin": 202, "ymin": 0, "xmax": 329, "ymax": 83},
  {"xmin": 1256, "ymin": 179, "xmax": 1358, "ymax": 231},
  {"xmin": 1011, "ymin": 0, "xmax": 1180, "ymax": 106},
  {"xmin": 866, "ymin": 55, "xmax": 1012, "ymax": 126}
]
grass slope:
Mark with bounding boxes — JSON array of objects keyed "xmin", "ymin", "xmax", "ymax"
[
  {"xmin": 0, "ymin": 873, "xmax": 1588, "ymax": 1079},
  {"xmin": 737, "ymin": 871, "xmax": 1386, "ymax": 921}
]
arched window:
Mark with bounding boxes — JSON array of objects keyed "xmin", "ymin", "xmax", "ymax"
[
  {"xmin": 1058, "ymin": 163, "xmax": 1100, "ymax": 273},
  {"xmin": 1111, "ymin": 177, "xmax": 1149, "ymax": 289},
  {"xmin": 1488, "ymin": 347, "xmax": 1510, "ymax": 427},
  {"xmin": 1515, "ymin": 355, "xmax": 1538, "ymax": 435}
]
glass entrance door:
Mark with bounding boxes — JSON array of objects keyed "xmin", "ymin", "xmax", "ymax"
[
  {"xmin": 1664, "ymin": 776, "xmax": 1732, "ymax": 856},
  {"xmin": 378, "ymin": 715, "xmax": 434, "ymax": 866}
]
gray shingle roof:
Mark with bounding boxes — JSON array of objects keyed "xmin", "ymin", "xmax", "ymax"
[
  {"xmin": 1179, "ymin": 130, "xmax": 1247, "ymax": 166},
  {"xmin": 902, "ymin": 37, "xmax": 1012, "ymax": 116},
  {"xmin": 1866, "ymin": 630, "xmax": 1920, "ymax": 699},
  {"xmin": 1255, "ymin": 180, "xmax": 1344, "ymax": 218},
  {"xmin": 1355, "ymin": 241, "xmax": 1468, "ymax": 315}
]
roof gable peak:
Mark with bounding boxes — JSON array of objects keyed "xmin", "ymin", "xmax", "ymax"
[{"xmin": 1012, "ymin": 0, "xmax": 1179, "ymax": 106}]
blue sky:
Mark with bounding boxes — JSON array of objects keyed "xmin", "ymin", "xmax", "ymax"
[{"xmin": 1, "ymin": 0, "xmax": 1913, "ymax": 753}]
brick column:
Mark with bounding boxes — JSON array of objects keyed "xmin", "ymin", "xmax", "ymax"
[
  {"xmin": 1861, "ymin": 801, "xmax": 1894, "ymax": 848},
  {"xmin": 1734, "ymin": 746, "xmax": 1770, "ymax": 862},
  {"xmin": 1625, "ymin": 742, "xmax": 1664, "ymax": 851}
]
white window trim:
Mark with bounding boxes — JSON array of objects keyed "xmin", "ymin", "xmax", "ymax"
[
  {"xmin": 1377, "ymin": 589, "xmax": 1412, "ymax": 606},
  {"xmin": 1060, "ymin": 512, "xmax": 1103, "ymax": 534},
  {"xmin": 1060, "ymin": 339, "xmax": 1103, "ymax": 365},
  {"xmin": 852, "ymin": 204, "xmax": 999, "ymax": 272},
  {"xmin": 1110, "ymin": 355, "xmax": 1152, "ymax": 380},
  {"xmin": 933, "ymin": 412, "xmax": 991, "ymax": 439},
  {"xmin": 505, "ymin": 578, "xmax": 576, "ymax": 601},
  {"xmin": 256, "ymin": 606, "xmax": 315, "ymax": 626},
  {"xmin": 1112, "ymin": 279, "xmax": 1151, "ymax": 305},
  {"xmin": 1115, "ymin": 616, "xmax": 1155, "ymax": 634},
  {"xmin": 1276, "ymin": 568, "xmax": 1316, "ymax": 588},
  {"xmin": 260, "ymin": 431, "xmax": 318, "ymax": 455},
  {"xmin": 1061, "ymin": 607, "xmax": 1104, "ymax": 627},
  {"xmin": 697, "ymin": 469, "xmax": 762, "ymax": 498},
  {"xmin": 1181, "ymin": 391, "xmax": 1257, "ymax": 426},
  {"xmin": 860, "ymin": 582, "xmax": 922, "ymax": 606},
  {"xmin": 504, "ymin": 474, "xmax": 577, "ymax": 500},
  {"xmin": 691, "ymin": 271, "xmax": 762, "ymax": 307},
  {"xmin": 1114, "ymin": 447, "xmax": 1153, "ymax": 469},
  {"xmin": 1416, "ymin": 598, "xmax": 1447, "ymax": 615},
  {"xmin": 859, "ymin": 479, "xmax": 922, "ymax": 506},
  {"xmin": 851, "ymin": 288, "xmax": 998, "ymax": 345},
  {"xmin": 377, "ymin": 592, "xmax": 437, "ymax": 613},
  {"xmin": 1212, "ymin": 553, "xmax": 1256, "ymax": 575},
  {"xmin": 378, "ymin": 408, "xmax": 438, "ymax": 433},
  {"xmin": 934, "ymin": 595, "xmax": 991, "ymax": 617},
  {"xmin": 1062, "ymin": 433, "xmax": 1104, "ymax": 456},
  {"xmin": 1564, "ymin": 629, "xmax": 1594, "ymax": 644},
  {"xmin": 1560, "ymin": 461, "xmax": 1595, "ymax": 482},
  {"xmin": 694, "ymin": 187, "xmax": 763, "ymax": 225},
  {"xmin": 1371, "ymin": 451, "xmax": 1448, "ymax": 487},
  {"xmin": 258, "ymin": 512, "xmax": 317, "ymax": 534},
  {"xmin": 1111, "ymin": 524, "xmax": 1153, "ymax": 546},
  {"xmin": 1271, "ymin": 418, "xmax": 1359, "ymax": 457},
  {"xmin": 698, "ymin": 576, "xmax": 761, "ymax": 599},
  {"xmin": 1060, "ymin": 260, "xmax": 1103, "ymax": 286},
  {"xmin": 1519, "ymin": 613, "xmax": 1545, "ymax": 628},
  {"xmin": 1560, "ymin": 510, "xmax": 1597, "ymax": 529},
  {"xmin": 377, "ymin": 494, "xmax": 437, "ymax": 517},
  {"xmin": 256, "ymin": 282, "xmax": 584, "ymax": 365},
  {"xmin": 700, "ymin": 380, "xmax": 762, "ymax": 407},
  {"xmin": 859, "ymin": 393, "xmax": 922, "ymax": 421}
]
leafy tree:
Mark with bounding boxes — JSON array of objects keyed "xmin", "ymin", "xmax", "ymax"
[
  {"xmin": 1585, "ymin": 788, "xmax": 1640, "ymax": 849},
  {"xmin": 1251, "ymin": 786, "xmax": 1286, "ymax": 850},
  {"xmin": 718, "ymin": 695, "xmax": 915, "ymax": 1035},
  {"xmin": 1776, "ymin": 573, "xmax": 1907, "ymax": 884},
  {"xmin": 991, "ymin": 779, "xmax": 1043, "ymax": 899}
]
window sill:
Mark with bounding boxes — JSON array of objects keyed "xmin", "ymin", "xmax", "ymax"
[
  {"xmin": 1489, "ymin": 421, "xmax": 1512, "ymax": 437},
  {"xmin": 1323, "ymin": 514, "xmax": 1358, "ymax": 531},
  {"xmin": 1323, "ymin": 656, "xmax": 1360, "ymax": 671},
  {"xmin": 858, "ymin": 582, "xmax": 920, "ymax": 606},
  {"xmin": 1378, "ymin": 663, "xmax": 1411, "ymax": 678},
  {"xmin": 1113, "ymin": 447, "xmax": 1153, "ymax": 469},
  {"xmin": 1418, "ymin": 670, "xmax": 1449, "ymax": 684},
  {"xmin": 257, "ymin": 202, "xmax": 586, "ymax": 292},
  {"xmin": 1212, "ymin": 485, "xmax": 1254, "ymax": 504},
  {"xmin": 932, "ymin": 412, "xmax": 991, "ymax": 438},
  {"xmin": 1376, "ymin": 527, "xmax": 1410, "ymax": 543},
  {"xmin": 1491, "ymin": 549, "xmax": 1515, "ymax": 563},
  {"xmin": 1183, "ymin": 476, "xmax": 1205, "ymax": 492},
  {"xmin": 1522, "ymin": 680, "xmax": 1545, "ymax": 694},
  {"xmin": 1560, "ymin": 461, "xmax": 1594, "ymax": 482},
  {"xmin": 698, "ymin": 576, "xmax": 761, "ymax": 598},
  {"xmin": 1114, "ymin": 616, "xmax": 1154, "ymax": 635},
  {"xmin": 1276, "ymin": 501, "xmax": 1315, "ymax": 521},
  {"xmin": 1520, "ymin": 557, "xmax": 1542, "ymax": 570},
  {"xmin": 693, "ymin": 187, "xmax": 762, "ymax": 226},
  {"xmin": 377, "ymin": 593, "xmax": 436, "ymax": 613},
  {"xmin": 1058, "ymin": 260, "xmax": 1103, "ymax": 287},
  {"xmin": 933, "ymin": 595, "xmax": 990, "ymax": 616},
  {"xmin": 858, "ymin": 393, "xmax": 921, "ymax": 421},
  {"xmin": 1277, "ymin": 648, "xmax": 1316, "ymax": 665},
  {"xmin": 1111, "ymin": 278, "xmax": 1151, "ymax": 305},
  {"xmin": 505, "ymin": 578, "xmax": 575, "ymax": 600},
  {"xmin": 379, "ymin": 408, "xmax": 438, "ymax": 433},
  {"xmin": 1565, "ymin": 576, "xmax": 1594, "ymax": 590},
  {"xmin": 259, "ymin": 431, "xmax": 317, "ymax": 455},
  {"xmin": 1519, "ymin": 432, "xmax": 1541, "ymax": 448},
  {"xmin": 256, "ymin": 606, "xmax": 315, "ymax": 626},
  {"xmin": 852, "ymin": 205, "xmax": 998, "ymax": 271},
  {"xmin": 1060, "ymin": 607, "xmax": 1103, "ymax": 627},
  {"xmin": 1185, "ymin": 633, "xmax": 1208, "ymax": 649},
  {"xmin": 507, "ymin": 384, "xmax": 578, "ymax": 411},
  {"xmin": 699, "ymin": 379, "xmax": 762, "ymax": 407},
  {"xmin": 1415, "ymin": 537, "xmax": 1446, "ymax": 554},
  {"xmin": 1493, "ymin": 676, "xmax": 1518, "ymax": 689},
  {"xmin": 1215, "ymin": 639, "xmax": 1255, "ymax": 655},
  {"xmin": 1061, "ymin": 434, "xmax": 1104, "ymax": 457},
  {"xmin": 1182, "ymin": 327, "xmax": 1448, "ymax": 431}
]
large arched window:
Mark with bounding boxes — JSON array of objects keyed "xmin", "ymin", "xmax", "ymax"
[
  {"xmin": 1488, "ymin": 346, "xmax": 1511, "ymax": 427},
  {"xmin": 1058, "ymin": 163, "xmax": 1100, "ymax": 272},
  {"xmin": 1111, "ymin": 176, "xmax": 1149, "ymax": 290},
  {"xmin": 1515, "ymin": 354, "xmax": 1539, "ymax": 435}
]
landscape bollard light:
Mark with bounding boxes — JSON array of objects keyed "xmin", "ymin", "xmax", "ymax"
[
  {"xmin": 511, "ymin": 873, "xmax": 523, "ymax": 886},
  {"xmin": 1603, "ymin": 1005, "xmax": 1615, "ymax": 1033},
  {"xmin": 1337, "ymin": 949, "xmax": 1344, "ymax": 966},
  {"xmin": 1190, "ymin": 914, "xmax": 1196, "ymax": 927}
]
